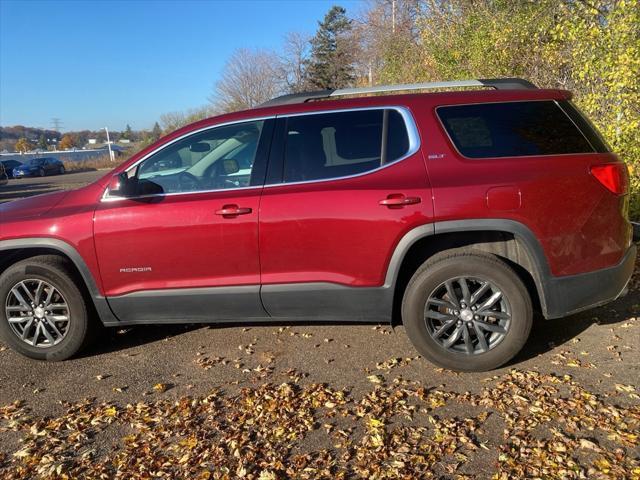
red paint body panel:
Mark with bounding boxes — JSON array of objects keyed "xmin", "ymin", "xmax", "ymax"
[
  {"xmin": 0, "ymin": 182, "xmax": 107, "ymax": 294},
  {"xmin": 0, "ymin": 87, "xmax": 633, "ymax": 308},
  {"xmin": 258, "ymin": 151, "xmax": 433, "ymax": 287},
  {"xmin": 486, "ymin": 186, "xmax": 521, "ymax": 211},
  {"xmin": 93, "ymin": 189, "xmax": 262, "ymax": 296},
  {"xmin": 414, "ymin": 101, "xmax": 630, "ymax": 276}
]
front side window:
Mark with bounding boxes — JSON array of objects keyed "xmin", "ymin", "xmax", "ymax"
[
  {"xmin": 282, "ymin": 109, "xmax": 410, "ymax": 183},
  {"xmin": 130, "ymin": 120, "xmax": 264, "ymax": 195},
  {"xmin": 437, "ymin": 101, "xmax": 596, "ymax": 158}
]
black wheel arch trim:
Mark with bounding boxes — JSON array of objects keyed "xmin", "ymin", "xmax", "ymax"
[
  {"xmin": 387, "ymin": 219, "xmax": 636, "ymax": 320},
  {"xmin": 385, "ymin": 219, "xmax": 551, "ymax": 318},
  {"xmin": 0, "ymin": 238, "xmax": 119, "ymax": 325}
]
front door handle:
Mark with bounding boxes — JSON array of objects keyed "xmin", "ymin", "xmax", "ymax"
[
  {"xmin": 379, "ymin": 194, "xmax": 421, "ymax": 207},
  {"xmin": 215, "ymin": 205, "xmax": 252, "ymax": 217}
]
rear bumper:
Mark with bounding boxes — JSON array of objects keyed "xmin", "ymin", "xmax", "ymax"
[{"xmin": 544, "ymin": 244, "xmax": 637, "ymax": 319}]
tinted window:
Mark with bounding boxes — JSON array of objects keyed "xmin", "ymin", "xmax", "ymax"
[
  {"xmin": 387, "ymin": 110, "xmax": 410, "ymax": 161},
  {"xmin": 558, "ymin": 100, "xmax": 610, "ymax": 153},
  {"xmin": 132, "ymin": 120, "xmax": 264, "ymax": 195},
  {"xmin": 282, "ymin": 109, "xmax": 410, "ymax": 183},
  {"xmin": 437, "ymin": 101, "xmax": 595, "ymax": 158}
]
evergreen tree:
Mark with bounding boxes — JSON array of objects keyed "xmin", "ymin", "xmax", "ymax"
[
  {"xmin": 151, "ymin": 122, "xmax": 162, "ymax": 140},
  {"xmin": 122, "ymin": 124, "xmax": 133, "ymax": 140},
  {"xmin": 37, "ymin": 134, "xmax": 47, "ymax": 150},
  {"xmin": 305, "ymin": 6, "xmax": 356, "ymax": 89}
]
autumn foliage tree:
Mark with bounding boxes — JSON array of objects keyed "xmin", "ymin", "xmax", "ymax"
[
  {"xmin": 14, "ymin": 138, "xmax": 34, "ymax": 153},
  {"xmin": 59, "ymin": 134, "xmax": 77, "ymax": 150}
]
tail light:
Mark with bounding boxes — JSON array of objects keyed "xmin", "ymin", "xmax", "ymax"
[{"xmin": 590, "ymin": 163, "xmax": 629, "ymax": 195}]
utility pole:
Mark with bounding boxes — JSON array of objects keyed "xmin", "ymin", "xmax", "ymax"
[
  {"xmin": 105, "ymin": 127, "xmax": 114, "ymax": 161},
  {"xmin": 392, "ymin": 0, "xmax": 396, "ymax": 34}
]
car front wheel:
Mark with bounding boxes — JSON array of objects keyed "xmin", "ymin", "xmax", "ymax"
[
  {"xmin": 0, "ymin": 255, "xmax": 95, "ymax": 361},
  {"xmin": 402, "ymin": 250, "xmax": 532, "ymax": 372}
]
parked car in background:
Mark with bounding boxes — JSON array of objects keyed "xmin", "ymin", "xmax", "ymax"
[
  {"xmin": 1, "ymin": 160, "xmax": 23, "ymax": 178},
  {"xmin": 0, "ymin": 78, "xmax": 635, "ymax": 370},
  {"xmin": 12, "ymin": 157, "xmax": 65, "ymax": 178},
  {"xmin": 0, "ymin": 163, "xmax": 7, "ymax": 185}
]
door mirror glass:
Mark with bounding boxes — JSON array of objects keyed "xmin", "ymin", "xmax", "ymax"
[{"xmin": 107, "ymin": 172, "xmax": 134, "ymax": 197}]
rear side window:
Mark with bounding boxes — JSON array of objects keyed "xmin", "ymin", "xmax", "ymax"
[
  {"xmin": 557, "ymin": 101, "xmax": 610, "ymax": 153},
  {"xmin": 437, "ymin": 100, "xmax": 599, "ymax": 158},
  {"xmin": 282, "ymin": 109, "xmax": 410, "ymax": 183}
]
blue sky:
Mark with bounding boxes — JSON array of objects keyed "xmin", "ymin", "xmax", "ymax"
[{"xmin": 0, "ymin": 0, "xmax": 361, "ymax": 131}]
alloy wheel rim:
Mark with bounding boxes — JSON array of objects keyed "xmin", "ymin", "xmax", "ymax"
[
  {"xmin": 424, "ymin": 276, "xmax": 511, "ymax": 355},
  {"xmin": 5, "ymin": 279, "xmax": 70, "ymax": 348}
]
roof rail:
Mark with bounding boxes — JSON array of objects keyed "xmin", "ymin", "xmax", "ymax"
[{"xmin": 260, "ymin": 78, "xmax": 537, "ymax": 107}]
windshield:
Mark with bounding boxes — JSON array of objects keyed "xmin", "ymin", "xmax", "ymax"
[{"xmin": 27, "ymin": 159, "xmax": 45, "ymax": 166}]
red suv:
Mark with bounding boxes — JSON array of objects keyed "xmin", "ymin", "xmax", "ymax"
[{"xmin": 0, "ymin": 78, "xmax": 636, "ymax": 371}]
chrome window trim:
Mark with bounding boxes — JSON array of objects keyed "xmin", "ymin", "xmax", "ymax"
[
  {"xmin": 434, "ymin": 99, "xmax": 599, "ymax": 161},
  {"xmin": 101, "ymin": 106, "xmax": 420, "ymax": 202}
]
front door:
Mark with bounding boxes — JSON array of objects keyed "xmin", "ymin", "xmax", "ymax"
[{"xmin": 94, "ymin": 119, "xmax": 273, "ymax": 323}]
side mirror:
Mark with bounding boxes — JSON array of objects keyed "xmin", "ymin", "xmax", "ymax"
[{"xmin": 107, "ymin": 172, "xmax": 134, "ymax": 197}]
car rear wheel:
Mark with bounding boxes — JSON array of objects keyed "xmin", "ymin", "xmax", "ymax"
[
  {"xmin": 39, "ymin": 168, "xmax": 46, "ymax": 177},
  {"xmin": 59, "ymin": 165, "xmax": 65, "ymax": 175},
  {"xmin": 402, "ymin": 250, "xmax": 532, "ymax": 372},
  {"xmin": 0, "ymin": 255, "xmax": 95, "ymax": 361}
]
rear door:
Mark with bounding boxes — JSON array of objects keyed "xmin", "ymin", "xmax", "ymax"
[
  {"xmin": 258, "ymin": 107, "xmax": 433, "ymax": 321},
  {"xmin": 94, "ymin": 119, "xmax": 274, "ymax": 323}
]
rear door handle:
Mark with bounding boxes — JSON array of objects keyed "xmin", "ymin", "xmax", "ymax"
[
  {"xmin": 379, "ymin": 195, "xmax": 421, "ymax": 207},
  {"xmin": 215, "ymin": 205, "xmax": 252, "ymax": 217}
]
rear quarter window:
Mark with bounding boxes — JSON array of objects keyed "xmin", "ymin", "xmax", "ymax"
[{"xmin": 437, "ymin": 100, "xmax": 602, "ymax": 159}]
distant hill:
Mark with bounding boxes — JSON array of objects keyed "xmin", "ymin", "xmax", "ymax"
[
  {"xmin": 0, "ymin": 125, "xmax": 148, "ymax": 153},
  {"xmin": 0, "ymin": 126, "xmax": 61, "ymax": 141}
]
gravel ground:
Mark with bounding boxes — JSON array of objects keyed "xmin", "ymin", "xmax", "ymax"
[{"xmin": 0, "ymin": 172, "xmax": 638, "ymax": 479}]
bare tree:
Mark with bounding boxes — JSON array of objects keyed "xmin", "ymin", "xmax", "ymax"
[
  {"xmin": 210, "ymin": 48, "xmax": 283, "ymax": 112},
  {"xmin": 355, "ymin": 0, "xmax": 424, "ymax": 84},
  {"xmin": 160, "ymin": 106, "xmax": 216, "ymax": 134},
  {"xmin": 280, "ymin": 32, "xmax": 311, "ymax": 93}
]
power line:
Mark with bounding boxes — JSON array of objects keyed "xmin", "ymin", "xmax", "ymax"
[{"xmin": 51, "ymin": 118, "xmax": 63, "ymax": 131}]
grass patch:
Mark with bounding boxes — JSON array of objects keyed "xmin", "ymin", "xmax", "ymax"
[{"xmin": 63, "ymin": 154, "xmax": 127, "ymax": 173}]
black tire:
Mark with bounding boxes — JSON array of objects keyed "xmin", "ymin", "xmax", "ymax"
[
  {"xmin": 39, "ymin": 168, "xmax": 46, "ymax": 177},
  {"xmin": 59, "ymin": 165, "xmax": 65, "ymax": 175},
  {"xmin": 402, "ymin": 250, "xmax": 532, "ymax": 372},
  {"xmin": 0, "ymin": 255, "xmax": 94, "ymax": 361}
]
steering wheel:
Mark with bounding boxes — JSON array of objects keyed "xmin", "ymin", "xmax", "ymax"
[{"xmin": 178, "ymin": 171, "xmax": 200, "ymax": 191}]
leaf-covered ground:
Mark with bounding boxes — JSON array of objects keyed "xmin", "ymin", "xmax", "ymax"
[{"xmin": 0, "ymin": 256, "xmax": 638, "ymax": 479}]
